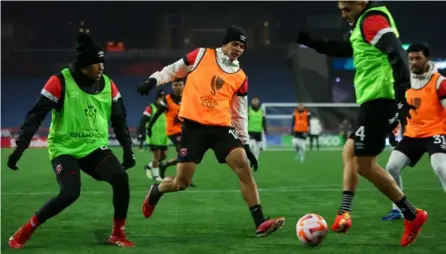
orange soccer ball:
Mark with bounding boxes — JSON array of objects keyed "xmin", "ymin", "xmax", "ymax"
[{"xmin": 296, "ymin": 213, "xmax": 328, "ymax": 247}]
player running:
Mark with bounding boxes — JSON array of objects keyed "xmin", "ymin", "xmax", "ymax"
[
  {"xmin": 138, "ymin": 89, "xmax": 169, "ymax": 182},
  {"xmin": 381, "ymin": 43, "xmax": 446, "ymax": 220},
  {"xmin": 248, "ymin": 96, "xmax": 267, "ymax": 160},
  {"xmin": 297, "ymin": 1, "xmax": 427, "ymax": 246},
  {"xmin": 291, "ymin": 103, "xmax": 310, "ymax": 162},
  {"xmin": 7, "ymin": 33, "xmax": 135, "ymax": 248},
  {"xmin": 137, "ymin": 26, "xmax": 285, "ymax": 237}
]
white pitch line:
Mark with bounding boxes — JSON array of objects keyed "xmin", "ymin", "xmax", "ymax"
[{"xmin": 0, "ymin": 185, "xmax": 442, "ymax": 196}]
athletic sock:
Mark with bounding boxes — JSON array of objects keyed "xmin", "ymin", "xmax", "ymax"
[
  {"xmin": 338, "ymin": 191, "xmax": 354, "ymax": 215},
  {"xmin": 148, "ymin": 184, "xmax": 163, "ymax": 205},
  {"xmin": 394, "ymin": 196, "xmax": 417, "ymax": 221},
  {"xmin": 24, "ymin": 214, "xmax": 40, "ymax": 231},
  {"xmin": 152, "ymin": 167, "xmax": 159, "ymax": 177},
  {"xmin": 249, "ymin": 204, "xmax": 265, "ymax": 228},
  {"xmin": 112, "ymin": 218, "xmax": 126, "ymax": 237}
]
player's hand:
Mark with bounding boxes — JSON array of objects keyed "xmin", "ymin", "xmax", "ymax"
[
  {"xmin": 244, "ymin": 144, "xmax": 258, "ymax": 171},
  {"xmin": 7, "ymin": 149, "xmax": 24, "ymax": 170},
  {"xmin": 122, "ymin": 147, "xmax": 136, "ymax": 170},
  {"xmin": 137, "ymin": 134, "xmax": 144, "ymax": 141},
  {"xmin": 396, "ymin": 100, "xmax": 416, "ymax": 127},
  {"xmin": 296, "ymin": 31, "xmax": 311, "ymax": 46},
  {"xmin": 388, "ymin": 134, "xmax": 398, "ymax": 147},
  {"xmin": 137, "ymin": 78, "xmax": 157, "ymax": 96}
]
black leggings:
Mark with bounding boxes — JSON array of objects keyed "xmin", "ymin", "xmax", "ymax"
[
  {"xmin": 309, "ymin": 135, "xmax": 320, "ymax": 150},
  {"xmin": 36, "ymin": 148, "xmax": 130, "ymax": 223}
]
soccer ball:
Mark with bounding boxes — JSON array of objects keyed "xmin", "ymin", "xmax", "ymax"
[{"xmin": 296, "ymin": 213, "xmax": 328, "ymax": 247}]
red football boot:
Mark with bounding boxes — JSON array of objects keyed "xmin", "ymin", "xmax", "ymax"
[
  {"xmin": 401, "ymin": 209, "xmax": 428, "ymax": 246},
  {"xmin": 331, "ymin": 212, "xmax": 352, "ymax": 233},
  {"xmin": 256, "ymin": 217, "xmax": 286, "ymax": 237}
]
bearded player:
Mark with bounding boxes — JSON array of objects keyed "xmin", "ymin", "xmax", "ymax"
[
  {"xmin": 138, "ymin": 89, "xmax": 169, "ymax": 182},
  {"xmin": 146, "ymin": 79, "xmax": 196, "ymax": 187},
  {"xmin": 297, "ymin": 1, "xmax": 427, "ymax": 246},
  {"xmin": 381, "ymin": 43, "xmax": 446, "ymax": 220},
  {"xmin": 138, "ymin": 26, "xmax": 285, "ymax": 237}
]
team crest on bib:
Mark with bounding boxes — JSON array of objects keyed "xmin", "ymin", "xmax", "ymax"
[
  {"xmin": 210, "ymin": 75, "xmax": 225, "ymax": 95},
  {"xmin": 84, "ymin": 104, "xmax": 97, "ymax": 124}
]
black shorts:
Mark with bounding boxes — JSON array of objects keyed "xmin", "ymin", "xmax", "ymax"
[
  {"xmin": 51, "ymin": 148, "xmax": 124, "ymax": 182},
  {"xmin": 294, "ymin": 132, "xmax": 307, "ymax": 139},
  {"xmin": 149, "ymin": 145, "xmax": 168, "ymax": 151},
  {"xmin": 178, "ymin": 120, "xmax": 243, "ymax": 164},
  {"xmin": 353, "ymin": 99, "xmax": 398, "ymax": 156},
  {"xmin": 249, "ymin": 132, "xmax": 262, "ymax": 142},
  {"xmin": 395, "ymin": 135, "xmax": 446, "ymax": 167},
  {"xmin": 168, "ymin": 133, "xmax": 182, "ymax": 152}
]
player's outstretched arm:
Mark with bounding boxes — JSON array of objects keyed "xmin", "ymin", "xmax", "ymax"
[
  {"xmin": 137, "ymin": 48, "xmax": 205, "ymax": 95},
  {"xmin": 7, "ymin": 75, "xmax": 60, "ymax": 170},
  {"xmin": 15, "ymin": 76, "xmax": 60, "ymax": 152},
  {"xmin": 109, "ymin": 80, "xmax": 135, "ymax": 169},
  {"xmin": 231, "ymin": 78, "xmax": 258, "ymax": 170},
  {"xmin": 291, "ymin": 115, "xmax": 295, "ymax": 135},
  {"xmin": 137, "ymin": 109, "xmax": 151, "ymax": 139},
  {"xmin": 296, "ymin": 31, "xmax": 353, "ymax": 57},
  {"xmin": 231, "ymin": 78, "xmax": 250, "ymax": 145},
  {"xmin": 262, "ymin": 114, "xmax": 268, "ymax": 135}
]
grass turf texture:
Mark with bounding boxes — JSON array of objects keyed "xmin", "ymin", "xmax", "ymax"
[{"xmin": 1, "ymin": 148, "xmax": 445, "ymax": 254}]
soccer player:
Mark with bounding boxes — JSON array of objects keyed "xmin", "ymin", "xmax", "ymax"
[
  {"xmin": 137, "ymin": 26, "xmax": 285, "ymax": 237},
  {"xmin": 248, "ymin": 96, "xmax": 267, "ymax": 160},
  {"xmin": 6, "ymin": 33, "xmax": 135, "ymax": 248},
  {"xmin": 381, "ymin": 43, "xmax": 446, "ymax": 220},
  {"xmin": 146, "ymin": 80, "xmax": 184, "ymax": 178},
  {"xmin": 138, "ymin": 89, "xmax": 169, "ymax": 182},
  {"xmin": 297, "ymin": 1, "xmax": 427, "ymax": 246},
  {"xmin": 291, "ymin": 103, "xmax": 310, "ymax": 162},
  {"xmin": 309, "ymin": 114, "xmax": 322, "ymax": 151}
]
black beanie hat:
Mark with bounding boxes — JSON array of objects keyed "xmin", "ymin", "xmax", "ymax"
[
  {"xmin": 75, "ymin": 33, "xmax": 105, "ymax": 68},
  {"xmin": 222, "ymin": 26, "xmax": 247, "ymax": 45}
]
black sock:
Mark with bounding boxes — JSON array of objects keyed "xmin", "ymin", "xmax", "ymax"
[
  {"xmin": 110, "ymin": 173, "xmax": 130, "ymax": 219},
  {"xmin": 249, "ymin": 204, "xmax": 265, "ymax": 228},
  {"xmin": 37, "ymin": 174, "xmax": 81, "ymax": 224},
  {"xmin": 148, "ymin": 184, "xmax": 163, "ymax": 205},
  {"xmin": 394, "ymin": 196, "xmax": 417, "ymax": 221},
  {"xmin": 338, "ymin": 191, "xmax": 354, "ymax": 215}
]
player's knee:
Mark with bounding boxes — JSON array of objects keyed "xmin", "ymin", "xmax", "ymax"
[
  {"xmin": 173, "ymin": 177, "xmax": 191, "ymax": 191},
  {"xmin": 433, "ymin": 165, "xmax": 446, "ymax": 179},
  {"xmin": 60, "ymin": 185, "xmax": 81, "ymax": 204},
  {"xmin": 354, "ymin": 157, "xmax": 373, "ymax": 175},
  {"xmin": 386, "ymin": 161, "xmax": 402, "ymax": 176},
  {"xmin": 109, "ymin": 171, "xmax": 129, "ymax": 188}
]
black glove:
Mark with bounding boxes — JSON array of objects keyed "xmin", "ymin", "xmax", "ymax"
[
  {"xmin": 396, "ymin": 100, "xmax": 416, "ymax": 128},
  {"xmin": 137, "ymin": 78, "xmax": 157, "ymax": 96},
  {"xmin": 137, "ymin": 133, "xmax": 145, "ymax": 141},
  {"xmin": 388, "ymin": 133, "xmax": 398, "ymax": 147},
  {"xmin": 244, "ymin": 144, "xmax": 258, "ymax": 171},
  {"xmin": 8, "ymin": 148, "xmax": 24, "ymax": 170},
  {"xmin": 122, "ymin": 146, "xmax": 135, "ymax": 170},
  {"xmin": 296, "ymin": 31, "xmax": 312, "ymax": 46}
]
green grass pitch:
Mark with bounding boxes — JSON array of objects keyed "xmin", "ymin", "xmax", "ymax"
[{"xmin": 1, "ymin": 148, "xmax": 445, "ymax": 254}]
